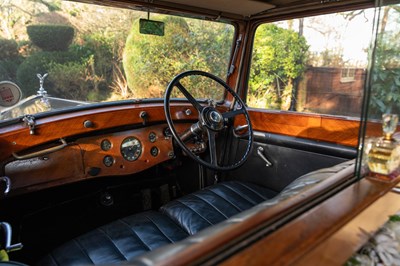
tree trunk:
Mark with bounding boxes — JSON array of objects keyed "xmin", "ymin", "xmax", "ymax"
[{"xmin": 289, "ymin": 18, "xmax": 304, "ymax": 111}]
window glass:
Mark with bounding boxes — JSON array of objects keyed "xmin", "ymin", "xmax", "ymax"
[
  {"xmin": 0, "ymin": 0, "xmax": 234, "ymax": 121},
  {"xmin": 248, "ymin": 9, "xmax": 375, "ymax": 117},
  {"xmin": 356, "ymin": 1, "xmax": 400, "ymax": 178}
]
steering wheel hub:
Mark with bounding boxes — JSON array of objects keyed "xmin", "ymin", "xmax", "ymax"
[{"xmin": 201, "ymin": 107, "xmax": 224, "ymax": 131}]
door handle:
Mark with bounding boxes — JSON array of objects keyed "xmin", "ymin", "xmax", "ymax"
[{"xmin": 257, "ymin": 146, "xmax": 273, "ymax": 167}]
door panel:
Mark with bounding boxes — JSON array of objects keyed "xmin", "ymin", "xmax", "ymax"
[
  {"xmin": 228, "ymin": 132, "xmax": 356, "ymax": 192},
  {"xmin": 234, "ymin": 109, "xmax": 362, "ymax": 146}
]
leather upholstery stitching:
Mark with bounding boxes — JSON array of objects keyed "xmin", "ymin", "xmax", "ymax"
[
  {"xmin": 144, "ymin": 214, "xmax": 176, "ymax": 243},
  {"xmin": 234, "ymin": 182, "xmax": 275, "ymax": 200},
  {"xmin": 216, "ymin": 183, "xmax": 258, "ymax": 206},
  {"xmin": 203, "ymin": 189, "xmax": 242, "ymax": 211},
  {"xmin": 118, "ymin": 219, "xmax": 152, "ymax": 251},
  {"xmin": 176, "ymin": 200, "xmax": 213, "ymax": 227},
  {"xmin": 49, "ymin": 252, "xmax": 59, "ymax": 266},
  {"xmin": 72, "ymin": 239, "xmax": 95, "ymax": 264},
  {"xmin": 96, "ymin": 227, "xmax": 128, "ymax": 261},
  {"xmin": 191, "ymin": 194, "xmax": 229, "ymax": 219}
]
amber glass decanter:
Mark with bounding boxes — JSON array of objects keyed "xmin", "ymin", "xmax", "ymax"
[{"xmin": 368, "ymin": 114, "xmax": 400, "ymax": 179}]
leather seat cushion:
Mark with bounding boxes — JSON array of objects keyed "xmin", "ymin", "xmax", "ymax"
[
  {"xmin": 38, "ymin": 211, "xmax": 189, "ymax": 266},
  {"xmin": 160, "ymin": 181, "xmax": 278, "ymax": 234},
  {"xmin": 39, "ymin": 181, "xmax": 278, "ymax": 265}
]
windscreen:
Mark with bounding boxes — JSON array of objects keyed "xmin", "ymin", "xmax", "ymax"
[{"xmin": 0, "ymin": 0, "xmax": 234, "ymax": 120}]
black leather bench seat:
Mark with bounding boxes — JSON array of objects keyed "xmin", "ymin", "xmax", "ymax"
[
  {"xmin": 39, "ymin": 181, "xmax": 277, "ymax": 266},
  {"xmin": 160, "ymin": 181, "xmax": 278, "ymax": 234},
  {"xmin": 38, "ymin": 158, "xmax": 356, "ymax": 266},
  {"xmin": 39, "ymin": 211, "xmax": 189, "ymax": 266}
]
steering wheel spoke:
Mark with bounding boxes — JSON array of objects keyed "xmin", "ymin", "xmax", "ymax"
[
  {"xmin": 206, "ymin": 129, "xmax": 218, "ymax": 166},
  {"xmin": 176, "ymin": 82, "xmax": 203, "ymax": 112},
  {"xmin": 222, "ymin": 108, "xmax": 245, "ymax": 119}
]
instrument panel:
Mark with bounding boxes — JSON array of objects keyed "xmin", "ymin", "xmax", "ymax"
[
  {"xmin": 4, "ymin": 123, "xmax": 185, "ymax": 195},
  {"xmin": 77, "ymin": 124, "xmax": 175, "ymax": 178}
]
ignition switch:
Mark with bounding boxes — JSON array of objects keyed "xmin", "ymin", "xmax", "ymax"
[{"xmin": 100, "ymin": 192, "xmax": 114, "ymax": 207}]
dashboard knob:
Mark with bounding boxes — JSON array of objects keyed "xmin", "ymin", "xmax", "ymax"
[{"xmin": 83, "ymin": 120, "xmax": 94, "ymax": 128}]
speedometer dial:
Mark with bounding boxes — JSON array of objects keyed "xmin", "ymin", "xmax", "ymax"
[{"xmin": 120, "ymin": 137, "xmax": 142, "ymax": 161}]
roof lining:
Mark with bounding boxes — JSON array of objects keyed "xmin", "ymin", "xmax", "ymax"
[{"xmin": 72, "ymin": 0, "xmax": 376, "ymax": 21}]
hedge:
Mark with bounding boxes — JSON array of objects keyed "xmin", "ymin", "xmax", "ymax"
[
  {"xmin": 27, "ymin": 24, "xmax": 75, "ymax": 51},
  {"xmin": 16, "ymin": 51, "xmax": 77, "ymax": 96},
  {"xmin": 0, "ymin": 38, "xmax": 19, "ymax": 59}
]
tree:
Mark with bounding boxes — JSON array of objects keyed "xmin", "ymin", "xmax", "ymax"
[
  {"xmin": 248, "ymin": 24, "xmax": 309, "ymax": 110},
  {"xmin": 0, "ymin": 0, "xmax": 60, "ymax": 40},
  {"xmin": 369, "ymin": 5, "xmax": 400, "ymax": 119}
]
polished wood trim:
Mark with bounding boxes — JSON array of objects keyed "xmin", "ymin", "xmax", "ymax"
[
  {"xmin": 3, "ymin": 123, "xmax": 195, "ymax": 196},
  {"xmin": 0, "ymin": 104, "xmax": 197, "ymax": 162},
  {"xmin": 4, "ymin": 145, "xmax": 84, "ymax": 196},
  {"xmin": 234, "ymin": 109, "xmax": 389, "ymax": 147},
  {"xmin": 294, "ymin": 190, "xmax": 400, "ymax": 265},
  {"xmin": 221, "ymin": 177, "xmax": 400, "ymax": 266},
  {"xmin": 77, "ymin": 124, "xmax": 175, "ymax": 178}
]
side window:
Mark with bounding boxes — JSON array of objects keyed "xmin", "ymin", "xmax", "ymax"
[{"xmin": 248, "ymin": 9, "xmax": 375, "ymax": 117}]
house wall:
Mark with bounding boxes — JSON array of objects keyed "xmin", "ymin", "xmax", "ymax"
[{"xmin": 298, "ymin": 67, "xmax": 366, "ymax": 117}]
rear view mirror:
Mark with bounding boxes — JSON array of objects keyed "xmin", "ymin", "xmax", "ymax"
[{"xmin": 139, "ymin": 19, "xmax": 164, "ymax": 36}]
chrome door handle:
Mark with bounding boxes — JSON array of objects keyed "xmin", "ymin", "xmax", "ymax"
[
  {"xmin": 0, "ymin": 176, "xmax": 11, "ymax": 195},
  {"xmin": 0, "ymin": 222, "xmax": 23, "ymax": 253},
  {"xmin": 257, "ymin": 146, "xmax": 272, "ymax": 167},
  {"xmin": 234, "ymin": 124, "xmax": 248, "ymax": 133}
]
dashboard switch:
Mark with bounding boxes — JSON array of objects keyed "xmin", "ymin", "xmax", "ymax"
[{"xmin": 88, "ymin": 167, "xmax": 101, "ymax": 176}]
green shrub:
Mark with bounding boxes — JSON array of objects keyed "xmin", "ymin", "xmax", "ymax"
[
  {"xmin": 0, "ymin": 58, "xmax": 23, "ymax": 81},
  {"xmin": 48, "ymin": 61, "xmax": 93, "ymax": 100},
  {"xmin": 27, "ymin": 24, "xmax": 75, "ymax": 51},
  {"xmin": 0, "ymin": 65, "xmax": 9, "ymax": 81},
  {"xmin": 16, "ymin": 51, "xmax": 76, "ymax": 96},
  {"xmin": 0, "ymin": 38, "xmax": 19, "ymax": 59},
  {"xmin": 123, "ymin": 16, "xmax": 234, "ymax": 99},
  {"xmin": 0, "ymin": 39, "xmax": 23, "ymax": 81},
  {"xmin": 81, "ymin": 33, "xmax": 115, "ymax": 88},
  {"xmin": 123, "ymin": 16, "xmax": 190, "ymax": 98}
]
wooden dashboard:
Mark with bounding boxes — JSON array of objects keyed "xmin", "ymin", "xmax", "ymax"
[{"xmin": 4, "ymin": 124, "xmax": 180, "ymax": 196}]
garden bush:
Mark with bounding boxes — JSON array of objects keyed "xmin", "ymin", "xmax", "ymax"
[
  {"xmin": 0, "ymin": 38, "xmax": 19, "ymax": 59},
  {"xmin": 123, "ymin": 16, "xmax": 233, "ymax": 99},
  {"xmin": 82, "ymin": 34, "xmax": 114, "ymax": 77},
  {"xmin": 27, "ymin": 24, "xmax": 75, "ymax": 51},
  {"xmin": 0, "ymin": 39, "xmax": 23, "ymax": 82},
  {"xmin": 123, "ymin": 16, "xmax": 190, "ymax": 98},
  {"xmin": 47, "ymin": 61, "xmax": 93, "ymax": 100},
  {"xmin": 16, "ymin": 51, "xmax": 77, "ymax": 96},
  {"xmin": 0, "ymin": 65, "xmax": 9, "ymax": 81},
  {"xmin": 0, "ymin": 58, "xmax": 23, "ymax": 81}
]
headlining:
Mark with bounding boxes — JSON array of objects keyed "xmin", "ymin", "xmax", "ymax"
[{"xmin": 163, "ymin": 0, "xmax": 275, "ymax": 17}]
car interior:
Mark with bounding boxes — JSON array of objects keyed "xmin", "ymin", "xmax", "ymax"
[{"xmin": 0, "ymin": 0, "xmax": 398, "ymax": 265}]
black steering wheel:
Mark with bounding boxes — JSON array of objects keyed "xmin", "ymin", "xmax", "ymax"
[{"xmin": 164, "ymin": 70, "xmax": 253, "ymax": 171}]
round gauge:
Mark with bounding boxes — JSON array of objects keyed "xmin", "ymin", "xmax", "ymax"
[
  {"xmin": 150, "ymin": 146, "xmax": 159, "ymax": 157},
  {"xmin": 149, "ymin": 132, "xmax": 157, "ymax": 143},
  {"xmin": 121, "ymin": 137, "xmax": 142, "ymax": 161},
  {"xmin": 101, "ymin": 139, "xmax": 112, "ymax": 151},
  {"xmin": 103, "ymin": 155, "xmax": 114, "ymax": 167}
]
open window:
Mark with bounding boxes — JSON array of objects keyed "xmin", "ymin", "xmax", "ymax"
[{"xmin": 248, "ymin": 8, "xmax": 375, "ymax": 117}]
